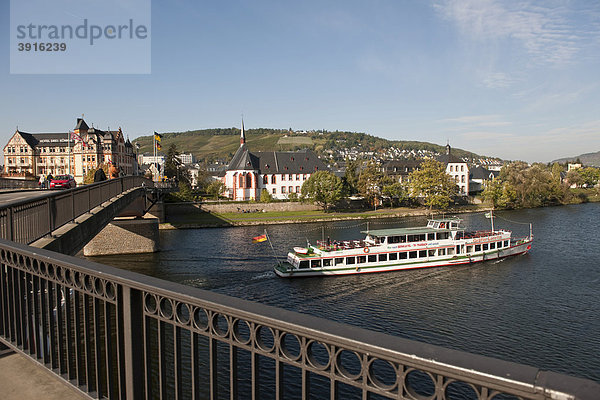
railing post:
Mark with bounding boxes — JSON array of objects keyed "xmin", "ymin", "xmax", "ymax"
[
  {"xmin": 47, "ymin": 197, "xmax": 55, "ymax": 234},
  {"xmin": 122, "ymin": 286, "xmax": 144, "ymax": 399},
  {"xmin": 71, "ymin": 190, "xmax": 75, "ymax": 222},
  {"xmin": 7, "ymin": 207, "xmax": 14, "ymax": 242}
]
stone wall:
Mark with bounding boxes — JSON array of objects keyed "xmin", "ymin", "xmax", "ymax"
[
  {"xmin": 83, "ymin": 217, "xmax": 159, "ymax": 256},
  {"xmin": 166, "ymin": 202, "xmax": 319, "ymax": 214}
]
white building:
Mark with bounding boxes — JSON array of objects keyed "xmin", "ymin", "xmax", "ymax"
[
  {"xmin": 222, "ymin": 121, "xmax": 329, "ymax": 200},
  {"xmin": 436, "ymin": 144, "xmax": 470, "ymax": 195}
]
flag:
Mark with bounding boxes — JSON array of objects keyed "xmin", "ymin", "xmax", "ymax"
[
  {"xmin": 252, "ymin": 234, "xmax": 267, "ymax": 243},
  {"xmin": 485, "ymin": 212, "xmax": 492, "ymax": 218},
  {"xmin": 156, "ymin": 142, "xmax": 162, "ymax": 151},
  {"xmin": 70, "ymin": 131, "xmax": 83, "ymax": 142},
  {"xmin": 154, "ymin": 132, "xmax": 162, "ymax": 142}
]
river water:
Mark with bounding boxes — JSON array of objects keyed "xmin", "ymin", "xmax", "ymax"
[{"xmin": 89, "ymin": 202, "xmax": 600, "ymax": 384}]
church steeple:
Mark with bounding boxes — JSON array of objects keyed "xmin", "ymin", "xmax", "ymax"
[
  {"xmin": 240, "ymin": 118, "xmax": 246, "ymax": 146},
  {"xmin": 446, "ymin": 141, "xmax": 451, "ymax": 155}
]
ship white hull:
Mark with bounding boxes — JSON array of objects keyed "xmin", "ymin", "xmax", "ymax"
[{"xmin": 274, "ymin": 239, "xmax": 532, "ymax": 278}]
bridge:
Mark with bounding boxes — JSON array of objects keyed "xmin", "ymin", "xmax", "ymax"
[{"xmin": 0, "ymin": 179, "xmax": 598, "ymax": 399}]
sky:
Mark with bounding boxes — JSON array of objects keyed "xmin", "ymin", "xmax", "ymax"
[{"xmin": 1, "ymin": 0, "xmax": 600, "ymax": 162}]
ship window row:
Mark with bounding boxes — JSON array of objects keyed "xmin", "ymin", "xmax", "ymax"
[
  {"xmin": 301, "ymin": 247, "xmax": 470, "ymax": 268},
  {"xmin": 466, "ymin": 240, "xmax": 509, "ymax": 253},
  {"xmin": 386, "ymin": 232, "xmax": 449, "ymax": 244}
]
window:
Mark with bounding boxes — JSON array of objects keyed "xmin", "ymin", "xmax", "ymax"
[
  {"xmin": 323, "ymin": 259, "xmax": 332, "ymax": 267},
  {"xmin": 427, "ymin": 233, "xmax": 435, "ymax": 241},
  {"xmin": 490, "ymin": 242, "xmax": 496, "ymax": 249},
  {"xmin": 419, "ymin": 250, "xmax": 427, "ymax": 258},
  {"xmin": 504, "ymin": 240, "xmax": 509, "ymax": 247},
  {"xmin": 299, "ymin": 261, "xmax": 309, "ymax": 269},
  {"xmin": 346, "ymin": 257, "xmax": 356, "ymax": 265},
  {"xmin": 296, "ymin": 174, "xmax": 300, "ymax": 180},
  {"xmin": 335, "ymin": 258, "xmax": 344, "ymax": 265},
  {"xmin": 311, "ymin": 260, "xmax": 321, "ymax": 268},
  {"xmin": 438, "ymin": 248, "xmax": 446, "ymax": 256},
  {"xmin": 389, "ymin": 253, "xmax": 398, "ymax": 261},
  {"xmin": 288, "ymin": 174, "xmax": 292, "ymax": 180},
  {"xmin": 467, "ymin": 245, "xmax": 473, "ymax": 253},
  {"xmin": 282, "ymin": 187, "xmax": 286, "ymax": 193},
  {"xmin": 461, "ymin": 175, "xmax": 465, "ymax": 183},
  {"xmin": 428, "ymin": 250, "xmax": 436, "ymax": 257},
  {"xmin": 409, "ymin": 251, "xmax": 418, "ymax": 259},
  {"xmin": 379, "ymin": 254, "xmax": 388, "ymax": 262},
  {"xmin": 296, "ymin": 186, "xmax": 300, "ymax": 193},
  {"xmin": 447, "ymin": 247, "xmax": 455, "ymax": 255},
  {"xmin": 271, "ymin": 175, "xmax": 276, "ymax": 184},
  {"xmin": 263, "ymin": 176, "xmax": 268, "ymax": 184},
  {"xmin": 289, "ymin": 186, "xmax": 293, "ymax": 193},
  {"xmin": 368, "ymin": 255, "xmax": 377, "ymax": 263},
  {"xmin": 436, "ymin": 232, "xmax": 449, "ymax": 240},
  {"xmin": 461, "ymin": 165, "xmax": 464, "ymax": 172},
  {"xmin": 399, "ymin": 252, "xmax": 407, "ymax": 259},
  {"xmin": 483, "ymin": 243, "xmax": 488, "ymax": 251},
  {"xmin": 357, "ymin": 255, "xmax": 366, "ymax": 264},
  {"xmin": 282, "ymin": 175, "xmax": 286, "ymax": 181},
  {"xmin": 475, "ymin": 244, "xmax": 481, "ymax": 252},
  {"xmin": 450, "ymin": 165, "xmax": 454, "ymax": 172},
  {"xmin": 272, "ymin": 188, "xmax": 276, "ymax": 194}
]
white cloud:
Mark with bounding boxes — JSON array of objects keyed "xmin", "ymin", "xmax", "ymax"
[{"xmin": 433, "ymin": 0, "xmax": 598, "ymax": 66}]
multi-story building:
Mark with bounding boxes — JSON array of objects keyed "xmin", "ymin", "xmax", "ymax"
[
  {"xmin": 436, "ymin": 144, "xmax": 469, "ymax": 195},
  {"xmin": 3, "ymin": 118, "xmax": 137, "ymax": 183},
  {"xmin": 223, "ymin": 122, "xmax": 329, "ymax": 200}
]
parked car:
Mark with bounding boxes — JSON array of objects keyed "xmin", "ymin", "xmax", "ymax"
[{"xmin": 49, "ymin": 175, "xmax": 76, "ymax": 189}]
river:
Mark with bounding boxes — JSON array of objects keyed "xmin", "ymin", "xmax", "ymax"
[{"xmin": 88, "ymin": 202, "xmax": 600, "ymax": 384}]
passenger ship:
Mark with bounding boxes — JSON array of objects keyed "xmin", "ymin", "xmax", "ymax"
[{"xmin": 274, "ymin": 215, "xmax": 533, "ymax": 277}]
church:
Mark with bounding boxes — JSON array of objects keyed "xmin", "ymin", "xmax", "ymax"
[{"xmin": 222, "ymin": 121, "xmax": 329, "ymax": 200}]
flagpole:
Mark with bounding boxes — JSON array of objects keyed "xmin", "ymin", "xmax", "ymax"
[
  {"xmin": 153, "ymin": 131, "xmax": 156, "ymax": 182},
  {"xmin": 68, "ymin": 131, "xmax": 71, "ymax": 175},
  {"xmin": 264, "ymin": 229, "xmax": 281, "ymax": 266}
]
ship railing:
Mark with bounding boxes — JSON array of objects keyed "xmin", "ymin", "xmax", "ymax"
[
  {"xmin": 316, "ymin": 239, "xmax": 366, "ymax": 251},
  {"xmin": 1, "ymin": 238, "xmax": 598, "ymax": 399}
]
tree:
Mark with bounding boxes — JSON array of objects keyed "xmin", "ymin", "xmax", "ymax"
[
  {"xmin": 301, "ymin": 171, "xmax": 345, "ymax": 211},
  {"xmin": 382, "ymin": 181, "xmax": 408, "ymax": 207},
  {"xmin": 357, "ymin": 160, "xmax": 388, "ymax": 207},
  {"xmin": 488, "ymin": 162, "xmax": 569, "ymax": 209},
  {"xmin": 579, "ymin": 167, "xmax": 600, "ymax": 187},
  {"xmin": 164, "ymin": 144, "xmax": 180, "ymax": 178},
  {"xmin": 83, "ymin": 163, "xmax": 109, "ymax": 184},
  {"xmin": 408, "ymin": 159, "xmax": 458, "ymax": 210},
  {"xmin": 206, "ymin": 180, "xmax": 226, "ymax": 200},
  {"xmin": 260, "ymin": 189, "xmax": 273, "ymax": 203},
  {"xmin": 343, "ymin": 159, "xmax": 360, "ymax": 195},
  {"xmin": 566, "ymin": 169, "xmax": 583, "ymax": 188}
]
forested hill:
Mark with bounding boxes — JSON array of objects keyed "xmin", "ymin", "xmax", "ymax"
[
  {"xmin": 552, "ymin": 150, "xmax": 600, "ymax": 167},
  {"xmin": 132, "ymin": 128, "xmax": 489, "ymax": 163}
]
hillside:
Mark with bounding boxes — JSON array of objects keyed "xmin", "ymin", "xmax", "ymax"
[
  {"xmin": 552, "ymin": 151, "xmax": 600, "ymax": 167},
  {"xmin": 132, "ymin": 128, "xmax": 492, "ymax": 164}
]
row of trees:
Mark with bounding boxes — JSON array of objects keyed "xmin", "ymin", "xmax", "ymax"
[
  {"xmin": 482, "ymin": 162, "xmax": 600, "ymax": 209},
  {"xmin": 299, "ymin": 159, "xmax": 458, "ymax": 211}
]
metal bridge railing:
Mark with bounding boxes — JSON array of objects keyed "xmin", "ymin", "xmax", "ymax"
[
  {"xmin": 0, "ymin": 176, "xmax": 153, "ymax": 245},
  {"xmin": 0, "ymin": 239, "xmax": 597, "ymax": 400}
]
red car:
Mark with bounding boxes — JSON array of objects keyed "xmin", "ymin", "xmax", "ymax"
[{"xmin": 49, "ymin": 175, "xmax": 76, "ymax": 189}]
